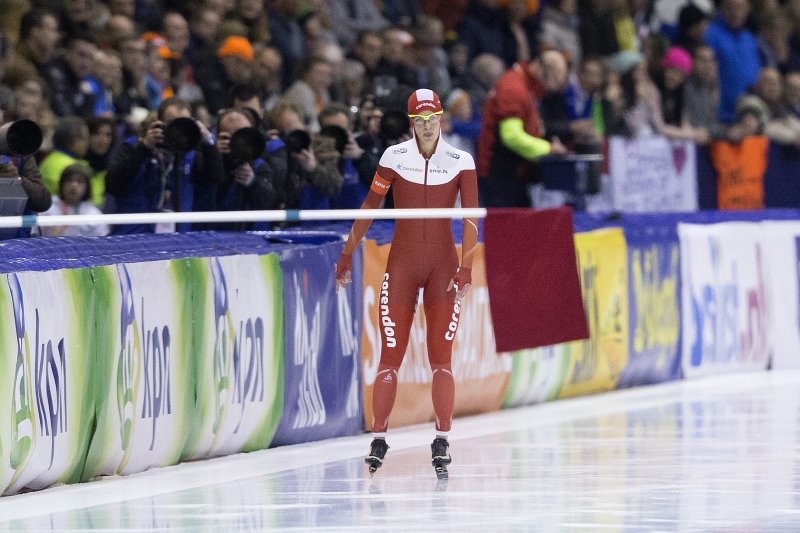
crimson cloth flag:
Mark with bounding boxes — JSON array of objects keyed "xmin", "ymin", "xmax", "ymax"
[{"xmin": 483, "ymin": 207, "xmax": 589, "ymax": 352}]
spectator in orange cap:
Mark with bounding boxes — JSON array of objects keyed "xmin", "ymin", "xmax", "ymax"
[{"xmin": 197, "ymin": 35, "xmax": 254, "ymax": 113}]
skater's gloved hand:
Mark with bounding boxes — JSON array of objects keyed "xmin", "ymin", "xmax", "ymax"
[
  {"xmin": 447, "ymin": 267, "xmax": 471, "ymax": 302},
  {"xmin": 336, "ymin": 252, "xmax": 353, "ymax": 292}
]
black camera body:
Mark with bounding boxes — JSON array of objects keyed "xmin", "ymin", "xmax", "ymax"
[
  {"xmin": 229, "ymin": 127, "xmax": 266, "ymax": 166},
  {"xmin": 379, "ymin": 109, "xmax": 411, "ymax": 144},
  {"xmin": 157, "ymin": 117, "xmax": 202, "ymax": 153},
  {"xmin": 283, "ymin": 129, "xmax": 311, "ymax": 153}
]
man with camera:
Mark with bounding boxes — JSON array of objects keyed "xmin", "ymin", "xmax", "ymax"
[
  {"xmin": 214, "ymin": 107, "xmax": 279, "ymax": 231},
  {"xmin": 105, "ymin": 97, "xmax": 223, "ymax": 234},
  {"xmin": 319, "ymin": 103, "xmax": 380, "ymax": 209},
  {"xmin": 268, "ymin": 98, "xmax": 343, "ymax": 213}
]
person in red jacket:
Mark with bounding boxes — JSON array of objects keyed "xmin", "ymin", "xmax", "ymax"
[
  {"xmin": 335, "ymin": 89, "xmax": 478, "ymax": 479},
  {"xmin": 477, "ymin": 51, "xmax": 567, "ymax": 207}
]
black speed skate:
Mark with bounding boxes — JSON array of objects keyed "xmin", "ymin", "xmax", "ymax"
[
  {"xmin": 431, "ymin": 438, "xmax": 451, "ymax": 479},
  {"xmin": 365, "ymin": 438, "xmax": 389, "ymax": 477}
]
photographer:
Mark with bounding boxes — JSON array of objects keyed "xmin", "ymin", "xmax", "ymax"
[
  {"xmin": 0, "ymin": 117, "xmax": 52, "ymax": 238},
  {"xmin": 215, "ymin": 107, "xmax": 279, "ymax": 231},
  {"xmin": 319, "ymin": 103, "xmax": 380, "ymax": 209},
  {"xmin": 354, "ymin": 99, "xmax": 413, "ymax": 208},
  {"xmin": 268, "ymin": 98, "xmax": 343, "ymax": 212},
  {"xmin": 105, "ymin": 97, "xmax": 223, "ymax": 234}
]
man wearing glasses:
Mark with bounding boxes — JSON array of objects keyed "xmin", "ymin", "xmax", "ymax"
[{"xmin": 335, "ymin": 89, "xmax": 478, "ymax": 479}]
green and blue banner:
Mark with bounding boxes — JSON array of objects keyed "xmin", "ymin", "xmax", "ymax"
[
  {"xmin": 1, "ymin": 270, "xmax": 94, "ymax": 494},
  {"xmin": 187, "ymin": 254, "xmax": 284, "ymax": 459},
  {"xmin": 83, "ymin": 260, "xmax": 196, "ymax": 478}
]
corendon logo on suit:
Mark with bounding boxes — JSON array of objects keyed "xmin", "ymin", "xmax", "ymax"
[
  {"xmin": 444, "ymin": 301, "xmax": 461, "ymax": 341},
  {"xmin": 396, "ymin": 164, "xmax": 423, "ymax": 172},
  {"xmin": 380, "ymin": 273, "xmax": 397, "ymax": 348}
]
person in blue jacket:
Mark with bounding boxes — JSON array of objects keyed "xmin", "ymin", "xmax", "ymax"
[
  {"xmin": 214, "ymin": 107, "xmax": 280, "ymax": 231},
  {"xmin": 105, "ymin": 97, "xmax": 223, "ymax": 234},
  {"xmin": 704, "ymin": 0, "xmax": 761, "ymax": 124}
]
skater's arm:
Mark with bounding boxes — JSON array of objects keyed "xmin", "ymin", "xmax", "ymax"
[
  {"xmin": 449, "ymin": 167, "xmax": 478, "ymax": 302},
  {"xmin": 336, "ymin": 171, "xmax": 392, "ymax": 290}
]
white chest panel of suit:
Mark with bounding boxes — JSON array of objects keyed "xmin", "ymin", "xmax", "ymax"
[{"xmin": 377, "ymin": 138, "xmax": 476, "ymax": 185}]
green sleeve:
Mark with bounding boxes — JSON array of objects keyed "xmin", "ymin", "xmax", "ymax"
[{"xmin": 498, "ymin": 117, "xmax": 551, "ymax": 159}]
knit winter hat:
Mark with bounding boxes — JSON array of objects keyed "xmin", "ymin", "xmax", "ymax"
[
  {"xmin": 407, "ymin": 88, "xmax": 442, "ymax": 115},
  {"xmin": 217, "ymin": 36, "xmax": 254, "ymax": 62},
  {"xmin": 611, "ymin": 50, "xmax": 644, "ymax": 75},
  {"xmin": 661, "ymin": 46, "xmax": 692, "ymax": 76}
]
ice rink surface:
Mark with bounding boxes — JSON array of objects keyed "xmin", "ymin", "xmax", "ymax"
[{"xmin": 3, "ymin": 369, "xmax": 800, "ymax": 532}]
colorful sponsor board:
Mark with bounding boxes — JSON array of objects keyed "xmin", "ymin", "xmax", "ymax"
[
  {"xmin": 83, "ymin": 260, "xmax": 195, "ymax": 479},
  {"xmin": 501, "ymin": 345, "xmax": 570, "ymax": 408},
  {"xmin": 361, "ymin": 240, "xmax": 510, "ymax": 431},
  {"xmin": 0, "ymin": 270, "xmax": 94, "ymax": 494},
  {"xmin": 758, "ymin": 222, "xmax": 800, "ymax": 369},
  {"xmin": 679, "ymin": 223, "xmax": 770, "ymax": 377},
  {"xmin": 271, "ymin": 241, "xmax": 363, "ymax": 446},
  {"xmin": 186, "ymin": 255, "xmax": 284, "ymax": 459},
  {"xmin": 557, "ymin": 229, "xmax": 629, "ymax": 399},
  {"xmin": 620, "ymin": 229, "xmax": 682, "ymax": 387}
]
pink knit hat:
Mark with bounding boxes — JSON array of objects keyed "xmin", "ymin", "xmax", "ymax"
[{"xmin": 661, "ymin": 46, "xmax": 692, "ymax": 76}]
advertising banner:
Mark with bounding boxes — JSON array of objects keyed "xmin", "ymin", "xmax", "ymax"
[
  {"xmin": 501, "ymin": 345, "xmax": 570, "ymax": 408},
  {"xmin": 618, "ymin": 224, "xmax": 682, "ymax": 387},
  {"xmin": 557, "ymin": 229, "xmax": 629, "ymax": 399},
  {"xmin": 361, "ymin": 240, "xmax": 510, "ymax": 431},
  {"xmin": 761, "ymin": 221, "xmax": 800, "ymax": 369},
  {"xmin": 185, "ymin": 255, "xmax": 284, "ymax": 459},
  {"xmin": 679, "ymin": 223, "xmax": 770, "ymax": 378},
  {"xmin": 271, "ymin": 241, "xmax": 363, "ymax": 446},
  {"xmin": 608, "ymin": 136, "xmax": 698, "ymax": 213},
  {"xmin": 83, "ymin": 260, "xmax": 196, "ymax": 478},
  {"xmin": 0, "ymin": 270, "xmax": 94, "ymax": 494}
]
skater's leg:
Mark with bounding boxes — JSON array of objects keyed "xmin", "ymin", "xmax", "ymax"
[
  {"xmin": 367, "ymin": 255, "xmax": 421, "ymax": 476},
  {"xmin": 424, "ymin": 299, "xmax": 460, "ymax": 436},
  {"xmin": 423, "ymin": 250, "xmax": 459, "ymax": 479},
  {"xmin": 371, "ymin": 304, "xmax": 414, "ymax": 434}
]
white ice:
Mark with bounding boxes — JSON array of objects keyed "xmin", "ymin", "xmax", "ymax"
[{"xmin": 2, "ymin": 369, "xmax": 800, "ymax": 532}]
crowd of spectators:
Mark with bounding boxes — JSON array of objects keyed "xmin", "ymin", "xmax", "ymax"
[{"xmin": 0, "ymin": 0, "xmax": 796, "ymax": 231}]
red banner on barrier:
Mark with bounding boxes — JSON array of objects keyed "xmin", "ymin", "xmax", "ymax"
[{"xmin": 484, "ymin": 207, "xmax": 589, "ymax": 352}]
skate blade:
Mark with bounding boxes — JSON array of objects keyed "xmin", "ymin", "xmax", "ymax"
[
  {"xmin": 434, "ymin": 465, "xmax": 448, "ymax": 480},
  {"xmin": 367, "ymin": 462, "xmax": 379, "ymax": 477}
]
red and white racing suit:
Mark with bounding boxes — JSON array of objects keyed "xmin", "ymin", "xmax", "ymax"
[{"xmin": 338, "ymin": 136, "xmax": 479, "ymax": 435}]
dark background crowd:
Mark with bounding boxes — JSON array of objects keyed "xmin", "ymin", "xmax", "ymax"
[{"xmin": 0, "ymin": 0, "xmax": 793, "ymax": 235}]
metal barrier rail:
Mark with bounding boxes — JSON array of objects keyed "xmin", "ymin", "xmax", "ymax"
[{"xmin": 0, "ymin": 208, "xmax": 490, "ymax": 229}]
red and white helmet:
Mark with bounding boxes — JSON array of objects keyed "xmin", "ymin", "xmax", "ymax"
[{"xmin": 407, "ymin": 89, "xmax": 442, "ymax": 115}]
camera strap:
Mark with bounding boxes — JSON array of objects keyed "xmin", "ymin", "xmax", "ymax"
[{"xmin": 156, "ymin": 150, "xmax": 175, "ymax": 211}]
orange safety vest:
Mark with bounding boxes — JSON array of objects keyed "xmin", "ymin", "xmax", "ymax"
[{"xmin": 710, "ymin": 136, "xmax": 769, "ymax": 210}]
